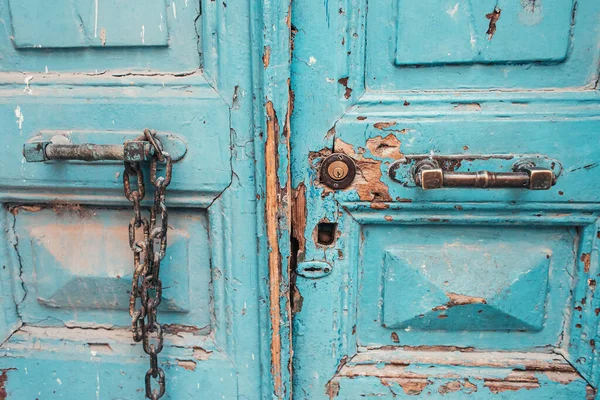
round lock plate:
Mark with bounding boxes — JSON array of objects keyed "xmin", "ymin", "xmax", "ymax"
[{"xmin": 320, "ymin": 153, "xmax": 356, "ymax": 189}]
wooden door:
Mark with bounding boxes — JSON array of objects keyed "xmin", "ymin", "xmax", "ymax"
[
  {"xmin": 0, "ymin": 1, "xmax": 281, "ymax": 398},
  {"xmin": 290, "ymin": 1, "xmax": 600, "ymax": 398}
]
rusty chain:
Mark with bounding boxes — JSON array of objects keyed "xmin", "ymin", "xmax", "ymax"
[{"xmin": 124, "ymin": 129, "xmax": 173, "ymax": 400}]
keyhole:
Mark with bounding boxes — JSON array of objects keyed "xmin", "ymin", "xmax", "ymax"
[{"xmin": 327, "ymin": 160, "xmax": 349, "ymax": 181}]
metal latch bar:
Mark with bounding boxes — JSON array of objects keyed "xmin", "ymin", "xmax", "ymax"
[{"xmin": 23, "ymin": 141, "xmax": 153, "ymax": 162}]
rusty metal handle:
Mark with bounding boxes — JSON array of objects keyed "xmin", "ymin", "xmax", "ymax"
[
  {"xmin": 23, "ymin": 140, "xmax": 153, "ymax": 163},
  {"xmin": 414, "ymin": 160, "xmax": 557, "ymax": 190}
]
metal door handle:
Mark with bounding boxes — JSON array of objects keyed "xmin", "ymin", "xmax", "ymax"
[{"xmin": 414, "ymin": 160, "xmax": 557, "ymax": 190}]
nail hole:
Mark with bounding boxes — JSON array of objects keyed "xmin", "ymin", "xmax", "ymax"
[{"xmin": 317, "ymin": 222, "xmax": 337, "ymax": 246}]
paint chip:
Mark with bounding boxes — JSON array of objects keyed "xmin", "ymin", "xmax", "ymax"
[
  {"xmin": 100, "ymin": 28, "xmax": 107, "ymax": 46},
  {"xmin": 447, "ymin": 3, "xmax": 459, "ymax": 18},
  {"xmin": 177, "ymin": 360, "xmax": 197, "ymax": 371},
  {"xmin": 14, "ymin": 106, "xmax": 24, "ymax": 131},
  {"xmin": 23, "ymin": 76, "xmax": 33, "ymax": 95}
]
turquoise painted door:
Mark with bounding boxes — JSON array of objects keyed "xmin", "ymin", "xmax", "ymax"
[
  {"xmin": 0, "ymin": 1, "xmax": 280, "ymax": 399},
  {"xmin": 291, "ymin": 1, "xmax": 600, "ymax": 399}
]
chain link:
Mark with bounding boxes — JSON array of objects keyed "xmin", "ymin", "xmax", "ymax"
[{"xmin": 124, "ymin": 129, "xmax": 173, "ymax": 400}]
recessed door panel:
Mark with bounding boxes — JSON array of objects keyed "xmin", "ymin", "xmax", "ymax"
[
  {"xmin": 367, "ymin": 0, "xmax": 599, "ymax": 89},
  {"xmin": 9, "ymin": 0, "xmax": 169, "ymax": 48},
  {"xmin": 1, "ymin": 0, "xmax": 200, "ymax": 71},
  {"xmin": 12, "ymin": 206, "xmax": 211, "ymax": 329},
  {"xmin": 395, "ymin": 0, "xmax": 573, "ymax": 66}
]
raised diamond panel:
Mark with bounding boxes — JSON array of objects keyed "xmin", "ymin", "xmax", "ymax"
[{"xmin": 382, "ymin": 248, "xmax": 550, "ymax": 331}]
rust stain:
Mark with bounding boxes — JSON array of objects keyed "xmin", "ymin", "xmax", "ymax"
[
  {"xmin": 325, "ymin": 380, "xmax": 340, "ymax": 398},
  {"xmin": 366, "ymin": 134, "xmax": 404, "ymax": 160},
  {"xmin": 334, "ymin": 138, "xmax": 392, "ymax": 204},
  {"xmin": 357, "ymin": 116, "xmax": 367, "ymax": 121},
  {"xmin": 162, "ymin": 324, "xmax": 201, "ymax": 335},
  {"xmin": 337, "ymin": 77, "xmax": 352, "ymax": 99},
  {"xmin": 53, "ymin": 203, "xmax": 91, "ymax": 218},
  {"xmin": 9, "ymin": 203, "xmax": 93, "ymax": 218},
  {"xmin": 433, "ymin": 293, "xmax": 487, "ymax": 311},
  {"xmin": 581, "ymin": 253, "xmax": 591, "ymax": 273},
  {"xmin": 9, "ymin": 204, "xmax": 42, "ymax": 215},
  {"xmin": 486, "ymin": 8, "xmax": 501, "ymax": 40},
  {"xmin": 384, "ymin": 215, "xmax": 393, "ymax": 222},
  {"xmin": 391, "ymin": 332, "xmax": 399, "ymax": 343},
  {"xmin": 263, "ymin": 46, "xmax": 271, "ymax": 69},
  {"xmin": 265, "ymin": 100, "xmax": 284, "ymax": 397},
  {"xmin": 176, "ymin": 359, "xmax": 197, "ymax": 371},
  {"xmin": 0, "ymin": 369, "xmax": 15, "ymax": 400}
]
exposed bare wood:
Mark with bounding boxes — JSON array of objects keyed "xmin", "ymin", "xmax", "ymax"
[{"xmin": 265, "ymin": 100, "xmax": 284, "ymax": 397}]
